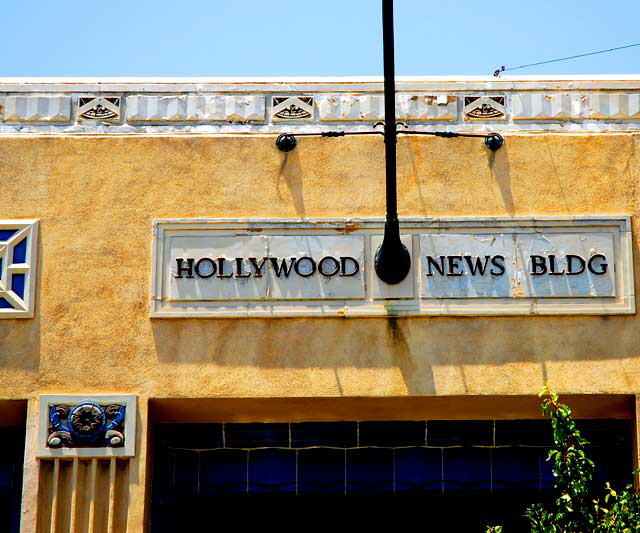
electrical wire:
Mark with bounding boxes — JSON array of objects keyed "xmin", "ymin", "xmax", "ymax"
[{"xmin": 493, "ymin": 41, "xmax": 640, "ymax": 77}]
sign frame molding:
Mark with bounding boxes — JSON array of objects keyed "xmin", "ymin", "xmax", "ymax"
[{"xmin": 150, "ymin": 216, "xmax": 634, "ymax": 318}]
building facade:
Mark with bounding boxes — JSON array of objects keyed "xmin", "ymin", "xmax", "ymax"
[{"xmin": 1, "ymin": 76, "xmax": 640, "ymax": 531}]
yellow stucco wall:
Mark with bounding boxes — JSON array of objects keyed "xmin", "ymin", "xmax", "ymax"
[
  {"xmin": 3, "ymin": 132, "xmax": 640, "ymax": 532},
  {"xmin": 1, "ymin": 133, "xmax": 639, "ymax": 400},
  {"xmin": 0, "ymin": 134, "xmax": 640, "ymax": 398}
]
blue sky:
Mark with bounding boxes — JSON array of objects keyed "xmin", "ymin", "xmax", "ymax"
[{"xmin": 2, "ymin": 0, "xmax": 640, "ymax": 77}]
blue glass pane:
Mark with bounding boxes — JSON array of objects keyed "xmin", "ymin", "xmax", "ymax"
[
  {"xmin": 0, "ymin": 298, "xmax": 12, "ymax": 309},
  {"xmin": 428, "ymin": 420, "xmax": 493, "ymax": 447},
  {"xmin": 172, "ymin": 450, "xmax": 199, "ymax": 493},
  {"xmin": 492, "ymin": 448, "xmax": 540, "ymax": 490},
  {"xmin": 248, "ymin": 449, "xmax": 296, "ymax": 492},
  {"xmin": 12, "ymin": 240, "xmax": 27, "ymax": 264},
  {"xmin": 298, "ymin": 448, "xmax": 345, "ymax": 493},
  {"xmin": 11, "ymin": 275, "xmax": 25, "ymax": 300},
  {"xmin": 0, "ymin": 230, "xmax": 17, "ymax": 241},
  {"xmin": 346, "ymin": 448, "xmax": 394, "ymax": 492},
  {"xmin": 291, "ymin": 422, "xmax": 356, "ymax": 448},
  {"xmin": 200, "ymin": 449, "xmax": 247, "ymax": 493},
  {"xmin": 359, "ymin": 421, "xmax": 426, "ymax": 447},
  {"xmin": 443, "ymin": 448, "xmax": 491, "ymax": 490},
  {"xmin": 226, "ymin": 423, "xmax": 289, "ymax": 448},
  {"xmin": 395, "ymin": 447, "xmax": 442, "ymax": 491}
]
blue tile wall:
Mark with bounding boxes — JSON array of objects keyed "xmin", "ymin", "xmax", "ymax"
[
  {"xmin": 358, "ymin": 421, "xmax": 426, "ymax": 447},
  {"xmin": 291, "ymin": 421, "xmax": 356, "ymax": 448},
  {"xmin": 346, "ymin": 448, "xmax": 394, "ymax": 492},
  {"xmin": 443, "ymin": 447, "xmax": 492, "ymax": 491},
  {"xmin": 428, "ymin": 420, "xmax": 493, "ymax": 446},
  {"xmin": 200, "ymin": 449, "xmax": 247, "ymax": 493},
  {"xmin": 226, "ymin": 422, "xmax": 289, "ymax": 448},
  {"xmin": 394, "ymin": 447, "xmax": 442, "ymax": 491},
  {"xmin": 151, "ymin": 418, "xmax": 634, "ymax": 503},
  {"xmin": 492, "ymin": 447, "xmax": 541, "ymax": 490},
  {"xmin": 248, "ymin": 449, "xmax": 296, "ymax": 492},
  {"xmin": 298, "ymin": 448, "xmax": 345, "ymax": 493}
]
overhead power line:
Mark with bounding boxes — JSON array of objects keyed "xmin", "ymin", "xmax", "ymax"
[{"xmin": 493, "ymin": 42, "xmax": 640, "ymax": 77}]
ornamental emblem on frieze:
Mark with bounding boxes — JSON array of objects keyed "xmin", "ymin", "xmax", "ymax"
[
  {"xmin": 272, "ymin": 96, "xmax": 314, "ymax": 120},
  {"xmin": 78, "ymin": 96, "xmax": 121, "ymax": 121},
  {"xmin": 464, "ymin": 96, "xmax": 506, "ymax": 119}
]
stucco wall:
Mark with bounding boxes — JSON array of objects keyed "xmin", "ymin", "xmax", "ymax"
[{"xmin": 1, "ymin": 134, "xmax": 639, "ymax": 400}]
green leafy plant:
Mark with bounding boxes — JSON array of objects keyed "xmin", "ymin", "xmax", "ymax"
[{"xmin": 487, "ymin": 386, "xmax": 640, "ymax": 533}]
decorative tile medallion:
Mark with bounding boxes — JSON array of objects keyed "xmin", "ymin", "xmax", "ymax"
[
  {"xmin": 38, "ymin": 394, "xmax": 136, "ymax": 457},
  {"xmin": 0, "ymin": 220, "xmax": 38, "ymax": 318},
  {"xmin": 78, "ymin": 96, "xmax": 121, "ymax": 122},
  {"xmin": 464, "ymin": 96, "xmax": 506, "ymax": 119},
  {"xmin": 272, "ymin": 96, "xmax": 314, "ymax": 121}
]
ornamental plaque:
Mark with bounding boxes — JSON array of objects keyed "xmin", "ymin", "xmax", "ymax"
[
  {"xmin": 151, "ymin": 217, "xmax": 634, "ymax": 317},
  {"xmin": 38, "ymin": 395, "xmax": 136, "ymax": 458}
]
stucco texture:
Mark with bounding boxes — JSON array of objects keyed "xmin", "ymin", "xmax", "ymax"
[{"xmin": 0, "ymin": 133, "xmax": 639, "ymax": 401}]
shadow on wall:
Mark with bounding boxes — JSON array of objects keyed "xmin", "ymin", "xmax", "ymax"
[
  {"xmin": 487, "ymin": 145, "xmax": 514, "ymax": 216},
  {"xmin": 277, "ymin": 149, "xmax": 305, "ymax": 216},
  {"xmin": 150, "ymin": 309, "xmax": 639, "ymax": 396}
]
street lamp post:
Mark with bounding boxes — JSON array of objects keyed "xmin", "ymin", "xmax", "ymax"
[{"xmin": 373, "ymin": 0, "xmax": 412, "ymax": 285}]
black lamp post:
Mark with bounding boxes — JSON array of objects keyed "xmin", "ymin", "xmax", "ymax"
[{"xmin": 373, "ymin": 0, "xmax": 411, "ymax": 285}]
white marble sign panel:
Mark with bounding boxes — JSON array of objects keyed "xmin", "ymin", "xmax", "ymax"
[
  {"xmin": 267, "ymin": 235, "xmax": 365, "ymax": 300},
  {"xmin": 516, "ymin": 233, "xmax": 616, "ymax": 298},
  {"xmin": 168, "ymin": 235, "xmax": 269, "ymax": 300},
  {"xmin": 151, "ymin": 217, "xmax": 633, "ymax": 317},
  {"xmin": 420, "ymin": 234, "xmax": 515, "ymax": 298}
]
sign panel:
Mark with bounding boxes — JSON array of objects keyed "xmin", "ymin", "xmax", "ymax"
[{"xmin": 151, "ymin": 217, "xmax": 634, "ymax": 317}]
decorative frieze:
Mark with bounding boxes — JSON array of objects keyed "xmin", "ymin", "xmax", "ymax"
[
  {"xmin": 587, "ymin": 93, "xmax": 640, "ymax": 119},
  {"xmin": 1, "ymin": 79, "xmax": 640, "ymax": 132},
  {"xmin": 38, "ymin": 395, "xmax": 136, "ymax": 457},
  {"xmin": 318, "ymin": 94, "xmax": 384, "ymax": 121},
  {"xmin": 0, "ymin": 220, "xmax": 38, "ymax": 318},
  {"xmin": 0, "ymin": 96, "xmax": 70, "ymax": 122},
  {"xmin": 512, "ymin": 92, "xmax": 584, "ymax": 120},
  {"xmin": 126, "ymin": 95, "xmax": 265, "ymax": 122},
  {"xmin": 396, "ymin": 94, "xmax": 457, "ymax": 121},
  {"xmin": 318, "ymin": 94, "xmax": 456, "ymax": 121}
]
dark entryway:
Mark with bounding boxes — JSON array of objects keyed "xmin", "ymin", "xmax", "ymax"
[
  {"xmin": 0, "ymin": 426, "xmax": 25, "ymax": 533},
  {"xmin": 150, "ymin": 419, "xmax": 632, "ymax": 532}
]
